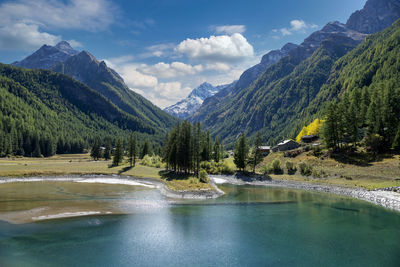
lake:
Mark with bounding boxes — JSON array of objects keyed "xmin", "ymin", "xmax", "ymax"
[{"xmin": 0, "ymin": 181, "xmax": 399, "ymax": 266}]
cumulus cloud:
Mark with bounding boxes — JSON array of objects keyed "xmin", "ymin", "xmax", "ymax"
[
  {"xmin": 0, "ymin": 23, "xmax": 61, "ymax": 50},
  {"xmin": 0, "ymin": 0, "xmax": 117, "ymax": 31},
  {"xmin": 0, "ymin": 0, "xmax": 117, "ymax": 50},
  {"xmin": 175, "ymin": 33, "xmax": 254, "ymax": 62},
  {"xmin": 276, "ymin": 19, "xmax": 318, "ymax": 36},
  {"xmin": 214, "ymin": 25, "xmax": 246, "ymax": 35}
]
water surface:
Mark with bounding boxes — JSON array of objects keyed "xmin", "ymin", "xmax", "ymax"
[{"xmin": 0, "ymin": 181, "xmax": 399, "ymax": 266}]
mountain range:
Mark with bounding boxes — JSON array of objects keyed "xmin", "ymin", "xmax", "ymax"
[{"xmin": 189, "ymin": 0, "xmax": 400, "ymax": 146}]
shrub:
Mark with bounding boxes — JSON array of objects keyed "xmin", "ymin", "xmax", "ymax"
[
  {"xmin": 263, "ymin": 164, "xmax": 274, "ymax": 175},
  {"xmin": 286, "ymin": 161, "xmax": 296, "ymax": 174},
  {"xmin": 298, "ymin": 162, "xmax": 313, "ymax": 176},
  {"xmin": 222, "ymin": 161, "xmax": 235, "ymax": 174},
  {"xmin": 199, "ymin": 169, "xmax": 209, "ymax": 183},
  {"xmin": 263, "ymin": 159, "xmax": 283, "ymax": 175},
  {"xmin": 272, "ymin": 159, "xmax": 282, "ymax": 174},
  {"xmin": 141, "ymin": 154, "xmax": 164, "ymax": 168}
]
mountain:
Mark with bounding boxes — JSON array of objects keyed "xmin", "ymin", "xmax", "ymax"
[
  {"xmin": 191, "ymin": 0, "xmax": 400, "ymax": 146},
  {"xmin": 164, "ymin": 82, "xmax": 228, "ymax": 119},
  {"xmin": 190, "ymin": 43, "xmax": 298, "ymax": 123},
  {"xmin": 0, "ymin": 63, "xmax": 161, "ymax": 157},
  {"xmin": 12, "ymin": 41, "xmax": 178, "ymax": 132},
  {"xmin": 346, "ymin": 0, "xmax": 400, "ymax": 34},
  {"xmin": 13, "ymin": 41, "xmax": 79, "ymax": 69},
  {"xmin": 52, "ymin": 50, "xmax": 177, "ymax": 129}
]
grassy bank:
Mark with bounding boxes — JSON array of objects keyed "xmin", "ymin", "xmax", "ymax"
[
  {"xmin": 257, "ymin": 152, "xmax": 400, "ymax": 190},
  {"xmin": 0, "ymin": 154, "xmax": 213, "ymax": 192}
]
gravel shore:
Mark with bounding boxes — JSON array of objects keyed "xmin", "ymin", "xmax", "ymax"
[{"xmin": 209, "ymin": 174, "xmax": 400, "ymax": 213}]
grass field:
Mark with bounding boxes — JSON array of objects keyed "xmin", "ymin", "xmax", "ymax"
[
  {"xmin": 0, "ymin": 154, "xmax": 213, "ymax": 191},
  {"xmin": 257, "ymin": 151, "xmax": 400, "ymax": 190},
  {"xmin": 1, "ymin": 151, "xmax": 399, "ymax": 191}
]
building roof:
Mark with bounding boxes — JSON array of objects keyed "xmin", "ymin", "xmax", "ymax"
[
  {"xmin": 258, "ymin": 146, "xmax": 271, "ymax": 150},
  {"xmin": 277, "ymin": 140, "xmax": 295, "ymax": 146}
]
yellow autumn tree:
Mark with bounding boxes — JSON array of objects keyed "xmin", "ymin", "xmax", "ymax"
[{"xmin": 296, "ymin": 119, "xmax": 325, "ymax": 142}]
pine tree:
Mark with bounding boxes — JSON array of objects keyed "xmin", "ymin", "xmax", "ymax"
[
  {"xmin": 213, "ymin": 137, "xmax": 220, "ymax": 163},
  {"xmin": 234, "ymin": 133, "xmax": 249, "ymax": 172},
  {"xmin": 103, "ymin": 138, "xmax": 112, "ymax": 160},
  {"xmin": 250, "ymin": 132, "xmax": 263, "ymax": 173},
  {"xmin": 128, "ymin": 133, "xmax": 137, "ymax": 167},
  {"xmin": 141, "ymin": 139, "xmax": 150, "ymax": 159},
  {"xmin": 113, "ymin": 139, "xmax": 123, "ymax": 166},
  {"xmin": 90, "ymin": 138, "xmax": 101, "ymax": 161},
  {"xmin": 322, "ymin": 101, "xmax": 340, "ymax": 150}
]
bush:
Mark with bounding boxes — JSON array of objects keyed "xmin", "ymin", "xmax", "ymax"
[
  {"xmin": 285, "ymin": 161, "xmax": 296, "ymax": 174},
  {"xmin": 364, "ymin": 134, "xmax": 384, "ymax": 154},
  {"xmin": 222, "ymin": 161, "xmax": 235, "ymax": 174},
  {"xmin": 298, "ymin": 162, "xmax": 313, "ymax": 176},
  {"xmin": 272, "ymin": 159, "xmax": 282, "ymax": 174},
  {"xmin": 263, "ymin": 164, "xmax": 274, "ymax": 175},
  {"xmin": 141, "ymin": 154, "xmax": 164, "ymax": 168},
  {"xmin": 263, "ymin": 159, "xmax": 283, "ymax": 175},
  {"xmin": 200, "ymin": 160, "xmax": 234, "ymax": 175},
  {"xmin": 199, "ymin": 169, "xmax": 209, "ymax": 183}
]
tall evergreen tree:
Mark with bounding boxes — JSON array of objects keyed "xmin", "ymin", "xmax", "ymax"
[
  {"xmin": 90, "ymin": 138, "xmax": 101, "ymax": 160},
  {"xmin": 234, "ymin": 133, "xmax": 249, "ymax": 172},
  {"xmin": 113, "ymin": 139, "xmax": 123, "ymax": 166},
  {"xmin": 250, "ymin": 132, "xmax": 263, "ymax": 173},
  {"xmin": 128, "ymin": 133, "xmax": 137, "ymax": 167},
  {"xmin": 141, "ymin": 139, "xmax": 150, "ymax": 159},
  {"xmin": 213, "ymin": 137, "xmax": 220, "ymax": 163},
  {"xmin": 103, "ymin": 138, "xmax": 112, "ymax": 160}
]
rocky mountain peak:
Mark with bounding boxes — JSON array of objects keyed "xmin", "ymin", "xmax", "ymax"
[
  {"xmin": 346, "ymin": 0, "xmax": 400, "ymax": 34},
  {"xmin": 54, "ymin": 41, "xmax": 79, "ymax": 56},
  {"xmin": 165, "ymin": 82, "xmax": 228, "ymax": 119},
  {"xmin": 13, "ymin": 40, "xmax": 79, "ymax": 70}
]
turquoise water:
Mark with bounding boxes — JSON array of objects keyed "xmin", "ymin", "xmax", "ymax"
[{"xmin": 0, "ymin": 183, "xmax": 400, "ymax": 266}]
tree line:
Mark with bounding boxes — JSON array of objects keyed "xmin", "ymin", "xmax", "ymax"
[
  {"xmin": 322, "ymin": 80, "xmax": 400, "ymax": 153},
  {"xmin": 161, "ymin": 121, "xmax": 224, "ymax": 176}
]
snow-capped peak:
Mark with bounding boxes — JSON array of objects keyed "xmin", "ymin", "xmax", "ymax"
[{"xmin": 164, "ymin": 82, "xmax": 229, "ymax": 119}]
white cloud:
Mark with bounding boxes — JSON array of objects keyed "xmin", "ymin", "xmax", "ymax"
[
  {"xmin": 139, "ymin": 43, "xmax": 176, "ymax": 58},
  {"xmin": 0, "ymin": 0, "xmax": 117, "ymax": 31},
  {"xmin": 0, "ymin": 23, "xmax": 61, "ymax": 50},
  {"xmin": 278, "ymin": 19, "xmax": 318, "ymax": 36},
  {"xmin": 214, "ymin": 25, "xmax": 246, "ymax": 35},
  {"xmin": 0, "ymin": 0, "xmax": 117, "ymax": 50},
  {"xmin": 141, "ymin": 62, "xmax": 203, "ymax": 78},
  {"xmin": 67, "ymin": 39, "xmax": 83, "ymax": 48},
  {"xmin": 176, "ymin": 33, "xmax": 254, "ymax": 62}
]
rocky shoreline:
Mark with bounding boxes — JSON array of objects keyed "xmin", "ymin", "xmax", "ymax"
[{"xmin": 209, "ymin": 174, "xmax": 400, "ymax": 213}]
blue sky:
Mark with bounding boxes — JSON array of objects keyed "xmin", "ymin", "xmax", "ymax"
[{"xmin": 0, "ymin": 0, "xmax": 366, "ymax": 107}]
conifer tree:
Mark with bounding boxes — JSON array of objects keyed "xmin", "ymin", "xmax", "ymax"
[
  {"xmin": 113, "ymin": 139, "xmax": 123, "ymax": 166},
  {"xmin": 90, "ymin": 138, "xmax": 101, "ymax": 160},
  {"xmin": 128, "ymin": 133, "xmax": 137, "ymax": 167},
  {"xmin": 213, "ymin": 137, "xmax": 220, "ymax": 163},
  {"xmin": 141, "ymin": 139, "xmax": 150, "ymax": 159},
  {"xmin": 250, "ymin": 132, "xmax": 263, "ymax": 173},
  {"xmin": 234, "ymin": 133, "xmax": 249, "ymax": 172},
  {"xmin": 103, "ymin": 138, "xmax": 112, "ymax": 160}
]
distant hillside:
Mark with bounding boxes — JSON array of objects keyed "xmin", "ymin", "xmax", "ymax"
[
  {"xmin": 191, "ymin": 0, "xmax": 400, "ymax": 146},
  {"xmin": 13, "ymin": 41, "xmax": 178, "ymax": 132},
  {"xmin": 0, "ymin": 64, "xmax": 162, "ymax": 157}
]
